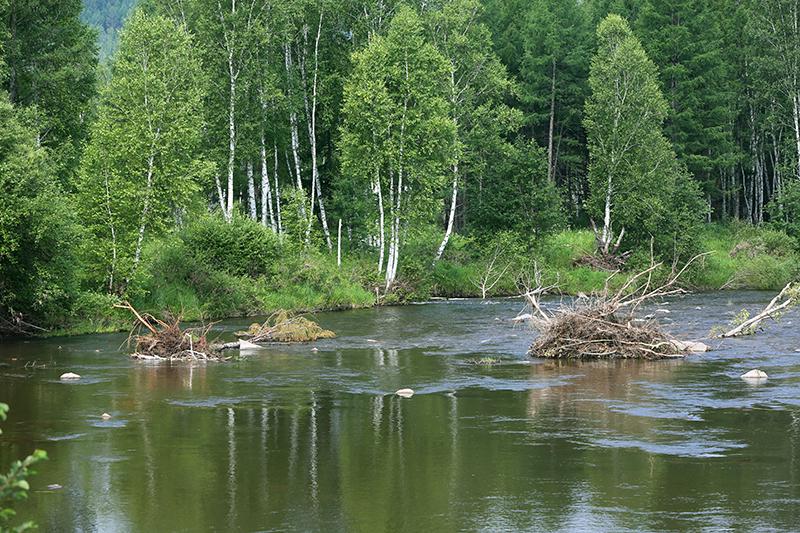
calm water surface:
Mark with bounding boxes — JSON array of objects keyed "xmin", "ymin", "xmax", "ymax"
[{"xmin": 2, "ymin": 292, "xmax": 800, "ymax": 532}]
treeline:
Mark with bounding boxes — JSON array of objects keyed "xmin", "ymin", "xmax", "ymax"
[{"xmin": 2, "ymin": 0, "xmax": 800, "ymax": 330}]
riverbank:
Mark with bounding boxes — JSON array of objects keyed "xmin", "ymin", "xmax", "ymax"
[{"xmin": 34, "ymin": 221, "xmax": 800, "ymax": 338}]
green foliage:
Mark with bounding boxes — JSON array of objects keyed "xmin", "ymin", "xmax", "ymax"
[
  {"xmin": 0, "ymin": 0, "xmax": 97, "ymax": 180},
  {"xmin": 0, "ymin": 403, "xmax": 47, "ymax": 533},
  {"xmin": 340, "ymin": 5, "xmax": 455, "ymax": 284},
  {"xmin": 465, "ymin": 139, "xmax": 566, "ymax": 236},
  {"xmin": 135, "ymin": 215, "xmax": 373, "ymax": 319},
  {"xmin": 78, "ymin": 10, "xmax": 207, "ymax": 292},
  {"xmin": 0, "ymin": 95, "xmax": 81, "ymax": 328},
  {"xmin": 768, "ymin": 179, "xmax": 800, "ymax": 246},
  {"xmin": 688, "ymin": 224, "xmax": 800, "ymax": 290},
  {"xmin": 584, "ymin": 14, "xmax": 704, "ymax": 259},
  {"xmin": 636, "ymin": 0, "xmax": 737, "ymax": 200}
]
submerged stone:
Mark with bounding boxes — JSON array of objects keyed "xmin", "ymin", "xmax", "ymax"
[
  {"xmin": 60, "ymin": 372, "xmax": 81, "ymax": 380},
  {"xmin": 395, "ymin": 388, "xmax": 414, "ymax": 398}
]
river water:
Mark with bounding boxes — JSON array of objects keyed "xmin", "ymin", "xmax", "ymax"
[{"xmin": 1, "ymin": 292, "xmax": 799, "ymax": 532}]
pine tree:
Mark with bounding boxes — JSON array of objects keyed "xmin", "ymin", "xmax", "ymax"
[
  {"xmin": 636, "ymin": 0, "xmax": 737, "ymax": 214},
  {"xmin": 520, "ymin": 0, "xmax": 592, "ymax": 211}
]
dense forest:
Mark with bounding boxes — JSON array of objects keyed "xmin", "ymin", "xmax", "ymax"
[
  {"xmin": 82, "ymin": 0, "xmax": 138, "ymax": 59},
  {"xmin": 2, "ymin": 0, "xmax": 800, "ymax": 334}
]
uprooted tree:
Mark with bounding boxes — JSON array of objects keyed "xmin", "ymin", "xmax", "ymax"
[
  {"xmin": 719, "ymin": 282, "xmax": 800, "ymax": 337},
  {"xmin": 524, "ymin": 256, "xmax": 709, "ymax": 360}
]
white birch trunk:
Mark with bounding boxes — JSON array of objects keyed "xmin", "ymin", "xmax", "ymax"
[
  {"xmin": 260, "ymin": 135, "xmax": 276, "ymax": 231},
  {"xmin": 247, "ymin": 160, "xmax": 257, "ymax": 220},
  {"xmin": 301, "ymin": 13, "xmax": 332, "ymax": 250},
  {"xmin": 132, "ymin": 152, "xmax": 155, "ymax": 276},
  {"xmin": 601, "ymin": 173, "xmax": 613, "ymax": 254},
  {"xmin": 274, "ymin": 143, "xmax": 282, "ymax": 235},
  {"xmin": 284, "ymin": 43, "xmax": 307, "ymax": 225},
  {"xmin": 337, "ymin": 219, "xmax": 342, "ymax": 267},
  {"xmin": 793, "ymin": 92, "xmax": 800, "ymax": 180},
  {"xmin": 375, "ymin": 175, "xmax": 385, "ymax": 274},
  {"xmin": 215, "ymin": 173, "xmax": 226, "ymax": 214},
  {"xmin": 225, "ymin": 47, "xmax": 237, "ymax": 223},
  {"xmin": 104, "ymin": 172, "xmax": 118, "ymax": 293},
  {"xmin": 434, "ymin": 166, "xmax": 458, "ymax": 263}
]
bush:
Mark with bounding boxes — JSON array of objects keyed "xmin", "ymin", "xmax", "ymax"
[{"xmin": 133, "ymin": 215, "xmax": 374, "ymax": 319}]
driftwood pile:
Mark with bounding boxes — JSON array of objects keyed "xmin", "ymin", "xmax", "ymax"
[
  {"xmin": 116, "ymin": 302, "xmax": 225, "ymax": 361},
  {"xmin": 524, "ymin": 257, "xmax": 709, "ymax": 360},
  {"xmin": 235, "ymin": 310, "xmax": 336, "ymax": 343}
]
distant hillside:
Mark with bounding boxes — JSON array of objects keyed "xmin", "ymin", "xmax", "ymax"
[{"xmin": 81, "ymin": 0, "xmax": 138, "ymax": 60}]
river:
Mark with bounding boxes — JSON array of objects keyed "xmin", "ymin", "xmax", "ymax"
[{"xmin": 1, "ymin": 292, "xmax": 799, "ymax": 532}]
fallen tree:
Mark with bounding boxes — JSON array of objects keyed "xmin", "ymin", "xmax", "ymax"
[
  {"xmin": 719, "ymin": 282, "xmax": 800, "ymax": 337},
  {"xmin": 525, "ymin": 256, "xmax": 709, "ymax": 360},
  {"xmin": 115, "ymin": 302, "xmax": 226, "ymax": 361},
  {"xmin": 235, "ymin": 310, "xmax": 335, "ymax": 343}
]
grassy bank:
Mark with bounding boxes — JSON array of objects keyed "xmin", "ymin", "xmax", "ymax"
[{"xmin": 43, "ymin": 219, "xmax": 800, "ymax": 337}]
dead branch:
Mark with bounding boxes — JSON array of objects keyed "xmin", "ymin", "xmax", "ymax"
[
  {"xmin": 116, "ymin": 303, "xmax": 225, "ymax": 361},
  {"xmin": 471, "ymin": 246, "xmax": 511, "ymax": 299},
  {"xmin": 525, "ymin": 255, "xmax": 710, "ymax": 360},
  {"xmin": 719, "ymin": 282, "xmax": 800, "ymax": 337}
]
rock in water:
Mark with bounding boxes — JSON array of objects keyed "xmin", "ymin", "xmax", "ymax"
[
  {"xmin": 60, "ymin": 372, "xmax": 81, "ymax": 380},
  {"xmin": 101, "ymin": 413, "xmax": 112, "ymax": 420},
  {"xmin": 669, "ymin": 339, "xmax": 709, "ymax": 353},
  {"xmin": 511, "ymin": 313, "xmax": 533, "ymax": 323},
  {"xmin": 395, "ymin": 388, "xmax": 414, "ymax": 398},
  {"xmin": 238, "ymin": 340, "xmax": 262, "ymax": 351},
  {"xmin": 741, "ymin": 369, "xmax": 768, "ymax": 380}
]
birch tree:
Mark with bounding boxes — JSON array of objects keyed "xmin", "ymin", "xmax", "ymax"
[
  {"xmin": 341, "ymin": 6, "xmax": 454, "ymax": 289},
  {"xmin": 78, "ymin": 11, "xmax": 206, "ymax": 292},
  {"xmin": 421, "ymin": 0, "xmax": 515, "ymax": 262},
  {"xmin": 584, "ymin": 14, "xmax": 703, "ymax": 257},
  {"xmin": 195, "ymin": 0, "xmax": 270, "ymax": 222}
]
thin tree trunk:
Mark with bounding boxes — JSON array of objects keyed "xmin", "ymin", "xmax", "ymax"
[
  {"xmin": 337, "ymin": 219, "xmax": 342, "ymax": 267},
  {"xmin": 601, "ymin": 173, "xmax": 613, "ymax": 253},
  {"xmin": 131, "ymin": 153, "xmax": 155, "ymax": 280},
  {"xmin": 104, "ymin": 172, "xmax": 118, "ymax": 293},
  {"xmin": 300, "ymin": 13, "xmax": 332, "ymax": 250},
  {"xmin": 547, "ymin": 56, "xmax": 557, "ymax": 183},
  {"xmin": 375, "ymin": 172, "xmax": 385, "ymax": 274},
  {"xmin": 434, "ymin": 164, "xmax": 458, "ymax": 263},
  {"xmin": 284, "ymin": 43, "xmax": 307, "ymax": 226},
  {"xmin": 260, "ymin": 134, "xmax": 276, "ymax": 231},
  {"xmin": 274, "ymin": 143, "xmax": 283, "ymax": 235},
  {"xmin": 225, "ymin": 48, "xmax": 237, "ymax": 223},
  {"xmin": 247, "ymin": 160, "xmax": 257, "ymax": 220},
  {"xmin": 793, "ymin": 92, "xmax": 800, "ymax": 180}
]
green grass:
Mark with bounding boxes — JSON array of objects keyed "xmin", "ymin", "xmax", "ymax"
[
  {"xmin": 690, "ymin": 223, "xmax": 799, "ymax": 290},
  {"xmin": 41, "ymin": 222, "xmax": 800, "ymax": 337}
]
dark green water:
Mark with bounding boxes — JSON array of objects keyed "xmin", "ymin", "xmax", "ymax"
[{"xmin": 2, "ymin": 293, "xmax": 800, "ymax": 532}]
